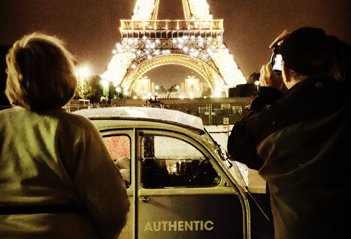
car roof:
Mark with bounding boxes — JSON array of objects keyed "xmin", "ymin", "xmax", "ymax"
[{"xmin": 74, "ymin": 106, "xmax": 204, "ymax": 131}]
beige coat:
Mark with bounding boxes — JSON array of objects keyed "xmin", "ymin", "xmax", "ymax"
[{"xmin": 0, "ymin": 106, "xmax": 129, "ymax": 239}]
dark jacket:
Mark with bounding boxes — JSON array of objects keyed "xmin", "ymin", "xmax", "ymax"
[{"xmin": 227, "ymin": 77, "xmax": 351, "ymax": 239}]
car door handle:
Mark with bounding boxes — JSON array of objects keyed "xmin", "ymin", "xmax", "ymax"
[{"xmin": 141, "ymin": 196, "xmax": 150, "ymax": 203}]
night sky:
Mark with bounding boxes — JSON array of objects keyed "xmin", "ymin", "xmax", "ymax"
[{"xmin": 1, "ymin": 0, "xmax": 350, "ymax": 80}]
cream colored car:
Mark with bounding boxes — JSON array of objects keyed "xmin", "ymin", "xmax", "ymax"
[{"xmin": 75, "ymin": 106, "xmax": 273, "ymax": 239}]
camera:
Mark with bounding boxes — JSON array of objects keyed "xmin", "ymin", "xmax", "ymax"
[{"xmin": 270, "ymin": 46, "xmax": 282, "ymax": 75}]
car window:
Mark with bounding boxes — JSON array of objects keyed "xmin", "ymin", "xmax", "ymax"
[
  {"xmin": 141, "ymin": 135, "xmax": 220, "ymax": 188},
  {"xmin": 103, "ymin": 135, "xmax": 131, "ymax": 187}
]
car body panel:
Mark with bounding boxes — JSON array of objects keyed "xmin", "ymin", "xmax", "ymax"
[{"xmin": 74, "ymin": 106, "xmax": 272, "ymax": 239}]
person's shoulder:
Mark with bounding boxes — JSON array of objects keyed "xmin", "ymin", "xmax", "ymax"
[
  {"xmin": 0, "ymin": 106, "xmax": 28, "ymax": 119},
  {"xmin": 0, "ymin": 107, "xmax": 12, "ymax": 115},
  {"xmin": 53, "ymin": 109, "xmax": 96, "ymax": 129},
  {"xmin": 51, "ymin": 110, "xmax": 102, "ymax": 141},
  {"xmin": 0, "ymin": 108, "xmax": 12, "ymax": 123},
  {"xmin": 55, "ymin": 109, "xmax": 87, "ymax": 120}
]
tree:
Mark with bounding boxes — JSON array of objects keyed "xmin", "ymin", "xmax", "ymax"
[
  {"xmin": 86, "ymin": 75, "xmax": 104, "ymax": 104},
  {"xmin": 75, "ymin": 77, "xmax": 93, "ymax": 99}
]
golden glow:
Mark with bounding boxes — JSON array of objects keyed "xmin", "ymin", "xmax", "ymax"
[
  {"xmin": 101, "ymin": 0, "xmax": 246, "ymax": 98},
  {"xmin": 76, "ymin": 64, "xmax": 92, "ymax": 80}
]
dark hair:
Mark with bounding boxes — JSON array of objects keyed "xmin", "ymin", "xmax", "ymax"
[
  {"xmin": 5, "ymin": 32, "xmax": 77, "ymax": 111},
  {"xmin": 279, "ymin": 27, "xmax": 337, "ymax": 77}
]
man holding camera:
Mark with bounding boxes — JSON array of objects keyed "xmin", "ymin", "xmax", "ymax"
[{"xmin": 227, "ymin": 27, "xmax": 351, "ymax": 239}]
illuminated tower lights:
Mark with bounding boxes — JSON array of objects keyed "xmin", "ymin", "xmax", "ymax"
[{"xmin": 101, "ymin": 0, "xmax": 246, "ymax": 98}]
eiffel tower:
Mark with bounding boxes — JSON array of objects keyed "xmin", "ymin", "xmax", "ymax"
[{"xmin": 101, "ymin": 0, "xmax": 246, "ymax": 97}]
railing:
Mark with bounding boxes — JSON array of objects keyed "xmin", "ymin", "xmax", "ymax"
[
  {"xmin": 120, "ymin": 20, "xmax": 224, "ymax": 39},
  {"xmin": 120, "ymin": 19, "xmax": 223, "ymax": 31},
  {"xmin": 67, "ymin": 97, "xmax": 252, "ymax": 125},
  {"xmin": 110, "ymin": 97, "xmax": 251, "ymax": 125}
]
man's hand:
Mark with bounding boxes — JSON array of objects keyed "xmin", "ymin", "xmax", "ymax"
[{"xmin": 259, "ymin": 63, "xmax": 284, "ymax": 90}]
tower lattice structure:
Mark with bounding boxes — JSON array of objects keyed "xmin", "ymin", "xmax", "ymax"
[{"xmin": 101, "ymin": 0, "xmax": 246, "ymax": 97}]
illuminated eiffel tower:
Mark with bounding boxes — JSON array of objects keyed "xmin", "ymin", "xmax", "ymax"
[{"xmin": 101, "ymin": 0, "xmax": 246, "ymax": 97}]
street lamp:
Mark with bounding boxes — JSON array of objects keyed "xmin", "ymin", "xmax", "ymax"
[
  {"xmin": 77, "ymin": 65, "xmax": 92, "ymax": 80},
  {"xmin": 75, "ymin": 64, "xmax": 92, "ymax": 99}
]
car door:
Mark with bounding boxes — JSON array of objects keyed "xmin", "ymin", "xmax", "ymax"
[
  {"xmin": 136, "ymin": 129, "xmax": 246, "ymax": 239},
  {"xmin": 101, "ymin": 129, "xmax": 135, "ymax": 239}
]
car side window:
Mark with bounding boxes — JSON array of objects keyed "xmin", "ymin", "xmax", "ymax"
[
  {"xmin": 141, "ymin": 135, "xmax": 220, "ymax": 188},
  {"xmin": 103, "ymin": 135, "xmax": 131, "ymax": 187}
]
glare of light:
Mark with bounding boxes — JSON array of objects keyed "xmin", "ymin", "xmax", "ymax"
[
  {"xmin": 116, "ymin": 43, "xmax": 123, "ymax": 52},
  {"xmin": 154, "ymin": 49, "xmax": 160, "ymax": 55},
  {"xmin": 212, "ymin": 88, "xmax": 223, "ymax": 98},
  {"xmin": 76, "ymin": 64, "xmax": 92, "ymax": 80},
  {"xmin": 100, "ymin": 79, "xmax": 109, "ymax": 89}
]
